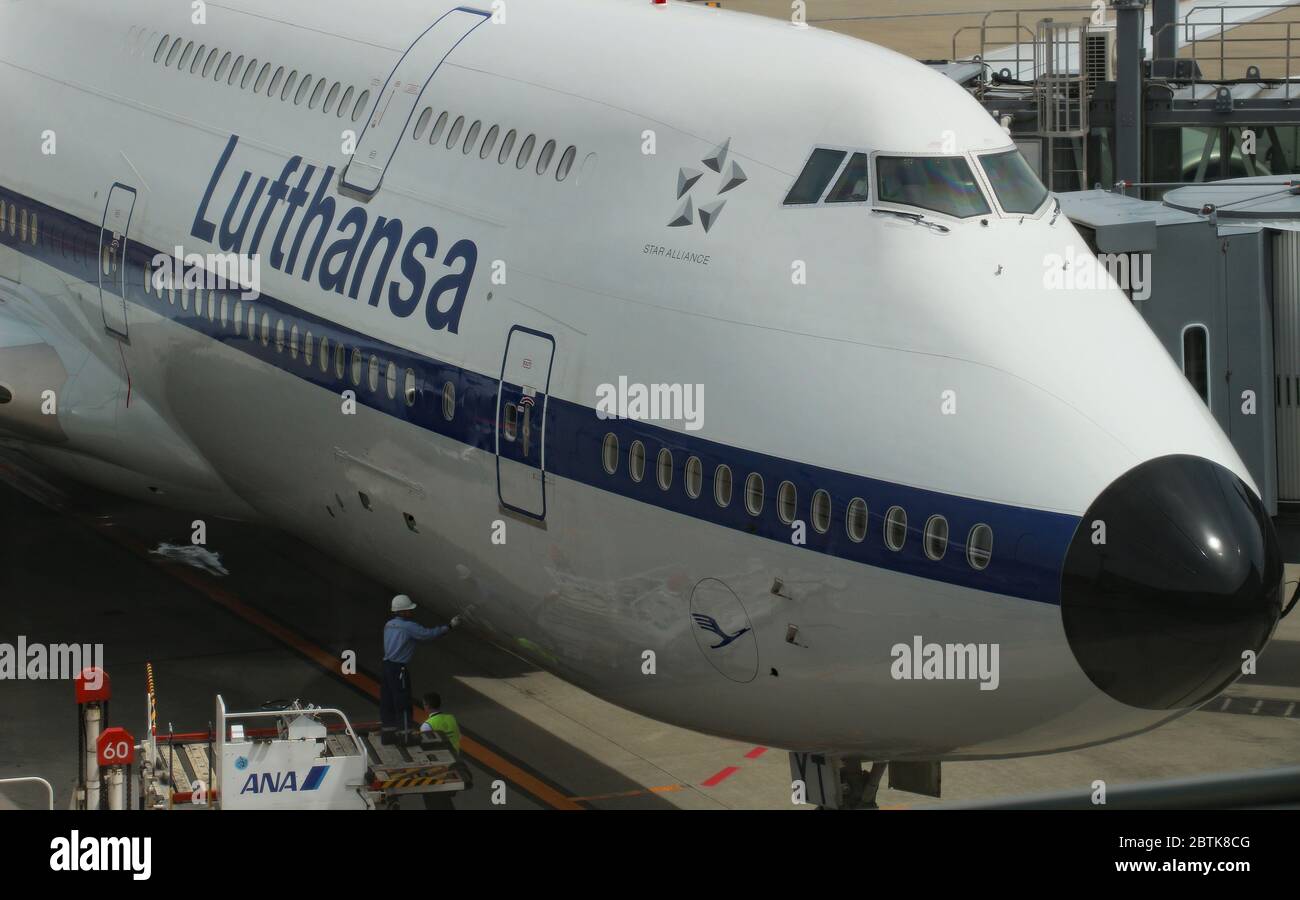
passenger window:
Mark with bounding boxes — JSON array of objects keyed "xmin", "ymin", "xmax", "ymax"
[
  {"xmin": 825, "ymin": 152, "xmax": 871, "ymax": 203},
  {"xmin": 714, "ymin": 464, "xmax": 733, "ymax": 508},
  {"xmin": 338, "ymin": 86, "xmax": 355, "ymax": 118},
  {"xmin": 404, "ymin": 369, "xmax": 417, "ymax": 406},
  {"xmin": 967, "ymin": 524, "xmax": 994, "ymax": 570},
  {"xmin": 442, "ymin": 381, "xmax": 456, "ymax": 420},
  {"xmin": 304, "ymin": 330, "xmax": 313, "ymax": 365},
  {"xmin": 386, "ymin": 362, "xmax": 398, "ymax": 399},
  {"xmin": 846, "ymin": 498, "xmax": 868, "ymax": 542},
  {"xmin": 536, "ymin": 139, "xmax": 556, "ymax": 175},
  {"xmin": 503, "ymin": 403, "xmax": 518, "ymax": 441},
  {"xmin": 498, "ymin": 129, "xmax": 517, "ymax": 165},
  {"xmin": 784, "ymin": 148, "xmax": 846, "ymax": 205},
  {"xmin": 463, "ymin": 121, "xmax": 482, "ymax": 155},
  {"xmin": 556, "ymin": 146, "xmax": 577, "ymax": 181},
  {"xmin": 481, "ymin": 125, "xmax": 500, "ymax": 160},
  {"xmin": 884, "ymin": 506, "xmax": 908, "ymax": 551},
  {"xmin": 744, "ymin": 473, "xmax": 764, "ymax": 516},
  {"xmin": 368, "ymin": 355, "xmax": 380, "ymax": 392},
  {"xmin": 295, "ymin": 75, "xmax": 313, "ymax": 105},
  {"xmin": 446, "ymin": 116, "xmax": 465, "ymax": 150},
  {"xmin": 923, "ymin": 515, "xmax": 949, "ymax": 561},
  {"xmin": 602, "ymin": 433, "xmax": 619, "ymax": 475},
  {"xmin": 629, "ymin": 440, "xmax": 646, "ymax": 482},
  {"xmin": 876, "ymin": 156, "xmax": 991, "ymax": 218},
  {"xmin": 516, "ymin": 135, "xmax": 536, "ymax": 170},
  {"xmin": 777, "ymin": 481, "xmax": 797, "ymax": 525},
  {"xmin": 429, "ymin": 111, "xmax": 449, "ymax": 145},
  {"xmin": 811, "ymin": 489, "xmax": 831, "ymax": 533},
  {"xmin": 310, "ymin": 79, "xmax": 327, "ymax": 109},
  {"xmin": 656, "ymin": 448, "xmax": 673, "ymax": 490},
  {"xmin": 323, "ymin": 83, "xmax": 342, "ymax": 114},
  {"xmin": 350, "ymin": 348, "xmax": 363, "ymax": 385},
  {"xmin": 685, "ymin": 456, "xmax": 703, "ymax": 499},
  {"xmin": 414, "ymin": 108, "xmax": 433, "ymax": 141}
]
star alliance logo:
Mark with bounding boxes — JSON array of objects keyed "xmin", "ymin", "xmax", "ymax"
[{"xmin": 669, "ymin": 138, "xmax": 748, "ymax": 233}]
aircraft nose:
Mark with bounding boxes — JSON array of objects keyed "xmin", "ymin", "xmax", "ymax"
[{"xmin": 1062, "ymin": 454, "xmax": 1282, "ymax": 710}]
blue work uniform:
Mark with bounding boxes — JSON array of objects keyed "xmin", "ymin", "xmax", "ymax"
[{"xmin": 380, "ymin": 617, "xmax": 451, "ymax": 734}]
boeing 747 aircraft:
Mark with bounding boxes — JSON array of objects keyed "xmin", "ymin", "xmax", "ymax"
[{"xmin": 0, "ymin": 0, "xmax": 1283, "ymax": 798}]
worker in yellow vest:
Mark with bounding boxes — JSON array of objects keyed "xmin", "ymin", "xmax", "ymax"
[
  {"xmin": 420, "ymin": 692, "xmax": 462, "ymax": 810},
  {"xmin": 420, "ymin": 692, "xmax": 461, "ymax": 753}
]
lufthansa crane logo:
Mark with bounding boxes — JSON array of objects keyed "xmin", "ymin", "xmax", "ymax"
[
  {"xmin": 668, "ymin": 138, "xmax": 748, "ymax": 233},
  {"xmin": 691, "ymin": 613, "xmax": 752, "ymax": 649}
]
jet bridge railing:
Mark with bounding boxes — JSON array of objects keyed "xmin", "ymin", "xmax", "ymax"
[
  {"xmin": 947, "ymin": 6, "xmax": 1098, "ymax": 97},
  {"xmin": 1153, "ymin": 5, "xmax": 1300, "ymax": 96}
]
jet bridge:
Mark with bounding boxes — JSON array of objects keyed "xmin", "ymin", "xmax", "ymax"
[{"xmin": 1059, "ymin": 176, "xmax": 1300, "ymax": 515}]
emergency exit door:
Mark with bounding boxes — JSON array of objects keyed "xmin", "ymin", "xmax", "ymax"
[
  {"xmin": 339, "ymin": 7, "xmax": 490, "ymax": 199},
  {"xmin": 98, "ymin": 183, "xmax": 136, "ymax": 340},
  {"xmin": 496, "ymin": 326, "xmax": 555, "ymax": 522}
]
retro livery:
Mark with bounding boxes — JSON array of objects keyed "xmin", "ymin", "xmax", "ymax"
[{"xmin": 0, "ymin": 0, "xmax": 1283, "ymax": 770}]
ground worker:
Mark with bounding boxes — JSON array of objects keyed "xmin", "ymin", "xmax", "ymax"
[
  {"xmin": 420, "ymin": 691, "xmax": 462, "ymax": 810},
  {"xmin": 419, "ymin": 691, "xmax": 461, "ymax": 753},
  {"xmin": 380, "ymin": 595, "xmax": 459, "ymax": 744}
]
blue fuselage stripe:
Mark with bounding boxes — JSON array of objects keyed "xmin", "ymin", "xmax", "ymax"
[{"xmin": 0, "ymin": 181, "xmax": 1079, "ymax": 605}]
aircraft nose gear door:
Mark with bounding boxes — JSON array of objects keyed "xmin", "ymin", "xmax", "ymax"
[
  {"xmin": 496, "ymin": 326, "xmax": 555, "ymax": 522},
  {"xmin": 339, "ymin": 7, "xmax": 490, "ymax": 200},
  {"xmin": 98, "ymin": 183, "xmax": 136, "ymax": 340}
]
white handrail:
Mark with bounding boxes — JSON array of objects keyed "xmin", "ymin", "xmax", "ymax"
[
  {"xmin": 222, "ymin": 705, "xmax": 371, "ymax": 765},
  {"xmin": 0, "ymin": 776, "xmax": 55, "ymax": 810}
]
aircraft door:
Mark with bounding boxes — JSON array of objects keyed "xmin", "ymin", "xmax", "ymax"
[
  {"xmin": 339, "ymin": 7, "xmax": 490, "ymax": 200},
  {"xmin": 98, "ymin": 183, "xmax": 136, "ymax": 340},
  {"xmin": 496, "ymin": 326, "xmax": 555, "ymax": 521}
]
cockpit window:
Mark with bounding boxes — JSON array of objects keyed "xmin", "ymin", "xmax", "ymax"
[
  {"xmin": 876, "ymin": 156, "xmax": 991, "ymax": 218},
  {"xmin": 784, "ymin": 148, "xmax": 847, "ymax": 205},
  {"xmin": 825, "ymin": 152, "xmax": 871, "ymax": 203},
  {"xmin": 980, "ymin": 149, "xmax": 1050, "ymax": 214}
]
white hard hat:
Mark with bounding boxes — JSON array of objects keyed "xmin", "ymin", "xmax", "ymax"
[{"xmin": 391, "ymin": 594, "xmax": 417, "ymax": 613}]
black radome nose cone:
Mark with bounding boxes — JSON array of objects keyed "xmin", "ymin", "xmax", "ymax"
[{"xmin": 1062, "ymin": 455, "xmax": 1282, "ymax": 710}]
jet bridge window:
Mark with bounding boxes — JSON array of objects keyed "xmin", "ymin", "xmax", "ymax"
[
  {"xmin": 784, "ymin": 148, "xmax": 846, "ymax": 205},
  {"xmin": 1183, "ymin": 324, "xmax": 1210, "ymax": 405},
  {"xmin": 979, "ymin": 149, "xmax": 1049, "ymax": 214},
  {"xmin": 876, "ymin": 156, "xmax": 991, "ymax": 219}
]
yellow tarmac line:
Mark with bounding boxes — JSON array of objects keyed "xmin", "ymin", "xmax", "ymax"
[{"xmin": 567, "ymin": 785, "xmax": 684, "ymax": 803}]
